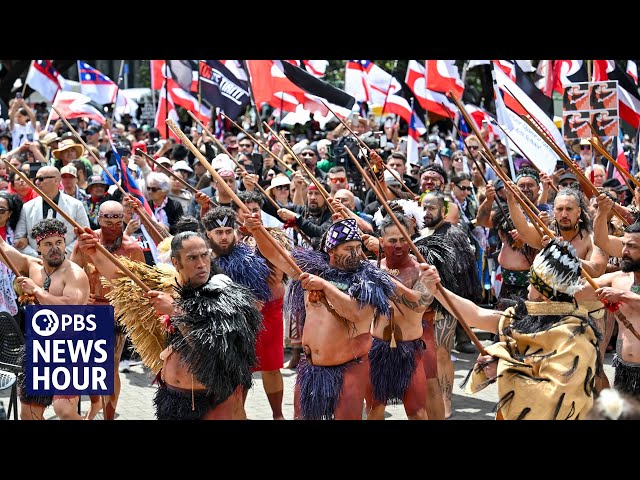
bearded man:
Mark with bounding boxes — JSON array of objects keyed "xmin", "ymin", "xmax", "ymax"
[{"xmin": 71, "ymin": 200, "xmax": 145, "ymax": 419}]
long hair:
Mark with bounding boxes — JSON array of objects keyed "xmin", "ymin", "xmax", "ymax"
[
  {"xmin": 0, "ymin": 191, "xmax": 23, "ymax": 230},
  {"xmin": 552, "ymin": 187, "xmax": 592, "ymax": 234}
]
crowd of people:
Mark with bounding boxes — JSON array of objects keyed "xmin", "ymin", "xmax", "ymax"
[{"xmin": 2, "ymin": 90, "xmax": 640, "ymax": 420}]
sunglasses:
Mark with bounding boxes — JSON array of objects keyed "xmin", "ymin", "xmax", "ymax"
[
  {"xmin": 580, "ymin": 145, "xmax": 591, "ymax": 150},
  {"xmin": 274, "ymin": 185, "xmax": 290, "ymax": 191},
  {"xmin": 35, "ymin": 175, "xmax": 57, "ymax": 182},
  {"xmin": 455, "ymin": 184, "xmax": 473, "ymax": 192},
  {"xmin": 300, "ymin": 152, "xmax": 316, "ymax": 157},
  {"xmin": 328, "ymin": 177, "xmax": 346, "ymax": 183},
  {"xmin": 147, "ymin": 186, "xmax": 162, "ymax": 192},
  {"xmin": 467, "ymin": 145, "xmax": 480, "ymax": 150},
  {"xmin": 239, "ymin": 143, "xmax": 252, "ymax": 148}
]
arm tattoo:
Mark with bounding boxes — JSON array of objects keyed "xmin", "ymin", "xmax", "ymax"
[{"xmin": 393, "ymin": 279, "xmax": 434, "ymax": 308}]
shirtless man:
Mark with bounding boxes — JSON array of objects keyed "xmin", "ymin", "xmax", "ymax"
[
  {"xmin": 506, "ymin": 184, "xmax": 610, "ymax": 390},
  {"xmin": 71, "ymin": 200, "xmax": 145, "ymax": 420},
  {"xmin": 76, "ymin": 230, "xmax": 261, "ymax": 419},
  {"xmin": 506, "ymin": 185, "xmax": 608, "ymax": 277},
  {"xmin": 0, "ymin": 218, "xmax": 89, "ymax": 420},
  {"xmin": 202, "ymin": 205, "xmax": 287, "ymax": 420},
  {"xmin": 365, "ymin": 215, "xmax": 434, "ymax": 420},
  {"xmin": 245, "ymin": 216, "xmax": 396, "ymax": 420},
  {"xmin": 580, "ymin": 214, "xmax": 640, "ymax": 398}
]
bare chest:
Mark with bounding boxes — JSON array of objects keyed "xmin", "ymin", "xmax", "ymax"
[{"xmin": 29, "ymin": 264, "xmax": 68, "ymax": 297}]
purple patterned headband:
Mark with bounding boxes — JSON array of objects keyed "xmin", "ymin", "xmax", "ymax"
[{"xmin": 324, "ymin": 218, "xmax": 361, "ymax": 252}]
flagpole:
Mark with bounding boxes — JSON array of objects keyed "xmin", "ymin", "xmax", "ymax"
[
  {"xmin": 44, "ymin": 89, "xmax": 58, "ymax": 133},
  {"xmin": 490, "ymin": 65, "xmax": 516, "ymax": 181},
  {"xmin": 164, "ymin": 59, "xmax": 169, "ymax": 139},
  {"xmin": 423, "ymin": 60, "xmax": 430, "ymax": 134},
  {"xmin": 150, "ymin": 61, "xmax": 157, "ymax": 124},
  {"xmin": 451, "ymin": 60, "xmax": 469, "ymax": 142},
  {"xmin": 197, "ymin": 60, "xmax": 202, "ymax": 133},
  {"xmin": 110, "ymin": 60, "xmax": 125, "ymax": 124},
  {"xmin": 242, "ymin": 60, "xmax": 266, "ymax": 142},
  {"xmin": 380, "ymin": 60, "xmax": 399, "ymax": 121},
  {"xmin": 21, "ymin": 60, "xmax": 34, "ymax": 97}
]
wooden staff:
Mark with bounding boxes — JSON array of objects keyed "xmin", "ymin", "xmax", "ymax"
[
  {"xmin": 345, "ymin": 147, "xmax": 488, "ymax": 355},
  {"xmin": 166, "ymin": 119, "xmax": 303, "ymax": 279},
  {"xmin": 0, "ymin": 245, "xmax": 20, "ymax": 276},
  {"xmin": 3, "ymin": 160, "xmax": 150, "ymax": 292},
  {"xmin": 502, "ymin": 85, "xmax": 557, "ymax": 145},
  {"xmin": 262, "ymin": 121, "xmax": 341, "ymax": 216},
  {"xmin": 50, "ymin": 106, "xmax": 168, "ymax": 242},
  {"xmin": 491, "ymin": 122, "xmax": 559, "ymax": 193},
  {"xmin": 586, "ymin": 122, "xmax": 640, "ymax": 191},
  {"xmin": 499, "ymin": 163, "xmax": 640, "ymax": 343},
  {"xmin": 320, "ymin": 100, "xmax": 418, "ymax": 199},
  {"xmin": 221, "ymin": 112, "xmax": 302, "ymax": 178},
  {"xmin": 520, "ymin": 115, "xmax": 629, "ymax": 227},
  {"xmin": 187, "ymin": 112, "xmax": 280, "ymax": 210},
  {"xmin": 187, "ymin": 113, "xmax": 314, "ymax": 246},
  {"xmin": 446, "ymin": 93, "xmax": 545, "ymax": 236},
  {"xmin": 137, "ymin": 149, "xmax": 218, "ymax": 208},
  {"xmin": 441, "ymin": 102, "xmax": 527, "ymax": 237}
]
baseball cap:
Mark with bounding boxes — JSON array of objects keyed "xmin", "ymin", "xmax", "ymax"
[
  {"xmin": 172, "ymin": 160, "xmax": 193, "ymax": 174},
  {"xmin": 60, "ymin": 165, "xmax": 77, "ymax": 178},
  {"xmin": 558, "ymin": 172, "xmax": 578, "ymax": 184}
]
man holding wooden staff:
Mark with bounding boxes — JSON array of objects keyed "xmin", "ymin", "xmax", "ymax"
[
  {"xmin": 419, "ymin": 237, "xmax": 602, "ymax": 420},
  {"xmin": 245, "ymin": 215, "xmax": 396, "ymax": 419},
  {"xmin": 365, "ymin": 214, "xmax": 437, "ymax": 420},
  {"xmin": 70, "ymin": 200, "xmax": 145, "ymax": 420},
  {"xmin": 201, "ymin": 205, "xmax": 289, "ymax": 420},
  {"xmin": 76, "ymin": 229, "xmax": 262, "ymax": 419},
  {"xmin": 0, "ymin": 218, "xmax": 90, "ymax": 419}
]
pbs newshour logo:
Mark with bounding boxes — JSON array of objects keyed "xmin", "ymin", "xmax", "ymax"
[
  {"xmin": 26, "ymin": 305, "xmax": 114, "ymax": 395},
  {"xmin": 32, "ymin": 309, "xmax": 60, "ymax": 336}
]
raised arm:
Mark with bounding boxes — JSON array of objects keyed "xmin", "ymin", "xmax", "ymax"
[
  {"xmin": 299, "ymin": 272, "xmax": 376, "ymax": 323},
  {"xmin": 475, "ymin": 182, "xmax": 496, "ymax": 228},
  {"xmin": 244, "ymin": 213, "xmax": 300, "ymax": 280},
  {"xmin": 419, "ymin": 264, "xmax": 502, "ymax": 334},
  {"xmin": 580, "ymin": 241, "xmax": 609, "ymax": 278},
  {"xmin": 73, "ymin": 228, "xmax": 122, "ymax": 280},
  {"xmin": 593, "ymin": 193, "xmax": 623, "ymax": 258},
  {"xmin": 389, "ymin": 268, "xmax": 435, "ymax": 314},
  {"xmin": 505, "ymin": 182, "xmax": 543, "ymax": 249}
]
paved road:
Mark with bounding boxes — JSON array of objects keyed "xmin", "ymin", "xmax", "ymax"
[{"xmin": 1, "ymin": 345, "xmax": 616, "ymax": 420}]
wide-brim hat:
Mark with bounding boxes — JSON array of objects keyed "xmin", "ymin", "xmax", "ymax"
[
  {"xmin": 266, "ymin": 174, "xmax": 292, "ymax": 191},
  {"xmin": 52, "ymin": 139, "xmax": 84, "ymax": 159},
  {"xmin": 40, "ymin": 131, "xmax": 60, "ymax": 146}
]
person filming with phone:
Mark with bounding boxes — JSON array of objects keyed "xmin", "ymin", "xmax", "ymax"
[{"xmin": 9, "ymin": 93, "xmax": 36, "ymax": 151}]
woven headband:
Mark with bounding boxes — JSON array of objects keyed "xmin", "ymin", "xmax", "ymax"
[
  {"xmin": 515, "ymin": 172, "xmax": 539, "ymax": 184},
  {"xmin": 204, "ymin": 214, "xmax": 235, "ymax": 230},
  {"xmin": 422, "ymin": 172, "xmax": 445, "ymax": 184},
  {"xmin": 35, "ymin": 231, "xmax": 65, "ymax": 244},
  {"xmin": 99, "ymin": 213, "xmax": 124, "ymax": 219}
]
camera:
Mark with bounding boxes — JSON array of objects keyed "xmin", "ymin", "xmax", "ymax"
[{"xmin": 329, "ymin": 136, "xmax": 363, "ymax": 183}]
